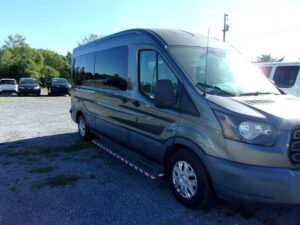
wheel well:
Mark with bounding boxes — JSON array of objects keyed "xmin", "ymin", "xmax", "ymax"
[{"xmin": 163, "ymin": 144, "xmax": 199, "ymax": 171}]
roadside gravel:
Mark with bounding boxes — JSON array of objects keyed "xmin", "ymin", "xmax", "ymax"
[{"xmin": 0, "ymin": 95, "xmax": 299, "ymax": 225}]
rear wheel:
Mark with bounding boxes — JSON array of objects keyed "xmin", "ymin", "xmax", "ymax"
[
  {"xmin": 77, "ymin": 114, "xmax": 93, "ymax": 141},
  {"xmin": 168, "ymin": 149, "xmax": 215, "ymax": 209}
]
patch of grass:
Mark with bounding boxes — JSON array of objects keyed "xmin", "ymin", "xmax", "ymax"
[
  {"xmin": 0, "ymin": 161, "xmax": 13, "ymax": 166},
  {"xmin": 8, "ymin": 186, "xmax": 18, "ymax": 193},
  {"xmin": 62, "ymin": 156, "xmax": 73, "ymax": 161},
  {"xmin": 90, "ymin": 155, "xmax": 104, "ymax": 159},
  {"xmin": 2, "ymin": 141, "xmax": 94, "ymax": 158},
  {"xmin": 25, "ymin": 157, "xmax": 39, "ymax": 162},
  {"xmin": 28, "ymin": 166, "xmax": 56, "ymax": 174},
  {"xmin": 30, "ymin": 175, "xmax": 83, "ymax": 190},
  {"xmin": 96, "ymin": 163, "xmax": 105, "ymax": 168}
]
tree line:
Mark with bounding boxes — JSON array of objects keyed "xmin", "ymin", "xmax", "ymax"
[
  {"xmin": 0, "ymin": 33, "xmax": 284, "ymax": 87},
  {"xmin": 0, "ymin": 34, "xmax": 72, "ymax": 86}
]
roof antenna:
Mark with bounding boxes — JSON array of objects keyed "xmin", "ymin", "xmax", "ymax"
[{"xmin": 203, "ymin": 28, "xmax": 210, "ymax": 97}]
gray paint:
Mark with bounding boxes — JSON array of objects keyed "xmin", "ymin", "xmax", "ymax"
[{"xmin": 70, "ymin": 28, "xmax": 300, "ymax": 204}]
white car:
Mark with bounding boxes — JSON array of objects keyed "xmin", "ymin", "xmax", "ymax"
[
  {"xmin": 0, "ymin": 78, "xmax": 18, "ymax": 94},
  {"xmin": 256, "ymin": 62, "xmax": 300, "ymax": 97}
]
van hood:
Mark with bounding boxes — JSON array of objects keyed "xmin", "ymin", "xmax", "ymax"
[{"xmin": 207, "ymin": 94, "xmax": 300, "ymax": 131}]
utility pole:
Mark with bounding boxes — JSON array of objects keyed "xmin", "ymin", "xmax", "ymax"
[{"xmin": 223, "ymin": 14, "xmax": 229, "ymax": 42}]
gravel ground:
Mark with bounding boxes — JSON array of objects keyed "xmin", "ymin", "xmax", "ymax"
[{"xmin": 0, "ymin": 94, "xmax": 300, "ymax": 225}]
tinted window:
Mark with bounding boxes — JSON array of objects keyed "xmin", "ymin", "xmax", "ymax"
[
  {"xmin": 52, "ymin": 78, "xmax": 69, "ymax": 84},
  {"xmin": 0, "ymin": 79, "xmax": 16, "ymax": 84},
  {"xmin": 258, "ymin": 66, "xmax": 272, "ymax": 78},
  {"xmin": 273, "ymin": 66, "xmax": 299, "ymax": 88},
  {"xmin": 94, "ymin": 46, "xmax": 128, "ymax": 90},
  {"xmin": 73, "ymin": 53, "xmax": 95, "ymax": 86},
  {"xmin": 139, "ymin": 50, "xmax": 178, "ymax": 99},
  {"xmin": 19, "ymin": 79, "xmax": 39, "ymax": 85}
]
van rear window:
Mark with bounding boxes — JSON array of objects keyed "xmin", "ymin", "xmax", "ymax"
[
  {"xmin": 273, "ymin": 66, "xmax": 299, "ymax": 88},
  {"xmin": 0, "ymin": 79, "xmax": 16, "ymax": 85}
]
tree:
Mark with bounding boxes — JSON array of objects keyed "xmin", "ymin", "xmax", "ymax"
[
  {"xmin": 78, "ymin": 33, "xmax": 100, "ymax": 46},
  {"xmin": 40, "ymin": 66, "xmax": 60, "ymax": 84},
  {"xmin": 0, "ymin": 34, "xmax": 71, "ymax": 85},
  {"xmin": 255, "ymin": 54, "xmax": 284, "ymax": 63},
  {"xmin": 3, "ymin": 34, "xmax": 29, "ymax": 49},
  {"xmin": 66, "ymin": 51, "xmax": 72, "ymax": 64}
]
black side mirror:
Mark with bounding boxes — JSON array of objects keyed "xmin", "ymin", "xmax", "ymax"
[{"xmin": 154, "ymin": 80, "xmax": 176, "ymax": 108}]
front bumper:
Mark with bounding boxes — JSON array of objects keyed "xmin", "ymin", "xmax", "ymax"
[
  {"xmin": 208, "ymin": 156, "xmax": 300, "ymax": 204},
  {"xmin": 18, "ymin": 89, "xmax": 40, "ymax": 95},
  {"xmin": 50, "ymin": 87, "xmax": 70, "ymax": 95}
]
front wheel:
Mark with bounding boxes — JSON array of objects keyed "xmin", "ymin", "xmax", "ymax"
[
  {"xmin": 77, "ymin": 115, "xmax": 93, "ymax": 141},
  {"xmin": 168, "ymin": 149, "xmax": 215, "ymax": 209}
]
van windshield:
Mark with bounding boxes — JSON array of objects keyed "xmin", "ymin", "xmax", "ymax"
[
  {"xmin": 19, "ymin": 79, "xmax": 39, "ymax": 85},
  {"xmin": 52, "ymin": 78, "xmax": 69, "ymax": 85},
  {"xmin": 169, "ymin": 46, "xmax": 280, "ymax": 96}
]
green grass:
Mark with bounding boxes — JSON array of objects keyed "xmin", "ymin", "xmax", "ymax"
[
  {"xmin": 28, "ymin": 166, "xmax": 56, "ymax": 174},
  {"xmin": 30, "ymin": 175, "xmax": 83, "ymax": 190},
  {"xmin": 2, "ymin": 141, "xmax": 94, "ymax": 158},
  {"xmin": 30, "ymin": 174, "xmax": 96, "ymax": 190}
]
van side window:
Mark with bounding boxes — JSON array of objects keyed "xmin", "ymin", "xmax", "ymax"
[
  {"xmin": 139, "ymin": 50, "xmax": 178, "ymax": 99},
  {"xmin": 94, "ymin": 46, "xmax": 128, "ymax": 91},
  {"xmin": 73, "ymin": 53, "xmax": 95, "ymax": 86},
  {"xmin": 273, "ymin": 66, "xmax": 299, "ymax": 88}
]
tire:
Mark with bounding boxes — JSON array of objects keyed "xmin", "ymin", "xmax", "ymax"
[
  {"xmin": 168, "ymin": 149, "xmax": 215, "ymax": 209},
  {"xmin": 77, "ymin": 114, "xmax": 93, "ymax": 141}
]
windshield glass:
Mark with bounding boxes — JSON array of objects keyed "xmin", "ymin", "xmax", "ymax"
[
  {"xmin": 169, "ymin": 47, "xmax": 280, "ymax": 96},
  {"xmin": 19, "ymin": 79, "xmax": 39, "ymax": 85},
  {"xmin": 52, "ymin": 78, "xmax": 69, "ymax": 85}
]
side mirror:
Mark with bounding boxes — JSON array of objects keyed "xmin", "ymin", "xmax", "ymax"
[{"xmin": 154, "ymin": 80, "xmax": 176, "ymax": 108}]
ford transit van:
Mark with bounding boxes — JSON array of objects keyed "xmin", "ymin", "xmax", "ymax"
[
  {"xmin": 70, "ymin": 29, "xmax": 300, "ymax": 208},
  {"xmin": 256, "ymin": 62, "xmax": 300, "ymax": 97}
]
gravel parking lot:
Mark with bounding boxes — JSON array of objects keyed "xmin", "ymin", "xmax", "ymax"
[{"xmin": 0, "ymin": 94, "xmax": 299, "ymax": 225}]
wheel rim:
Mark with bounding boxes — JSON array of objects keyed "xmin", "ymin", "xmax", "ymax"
[
  {"xmin": 172, "ymin": 160, "xmax": 197, "ymax": 199},
  {"xmin": 78, "ymin": 117, "xmax": 86, "ymax": 137}
]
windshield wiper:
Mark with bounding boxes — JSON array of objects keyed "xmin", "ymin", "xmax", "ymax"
[
  {"xmin": 197, "ymin": 83, "xmax": 236, "ymax": 96},
  {"xmin": 239, "ymin": 92, "xmax": 279, "ymax": 96}
]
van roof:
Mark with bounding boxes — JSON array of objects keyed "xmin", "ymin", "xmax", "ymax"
[
  {"xmin": 74, "ymin": 28, "xmax": 226, "ymax": 53},
  {"xmin": 255, "ymin": 62, "xmax": 300, "ymax": 66}
]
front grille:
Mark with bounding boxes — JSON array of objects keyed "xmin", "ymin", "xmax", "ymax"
[{"xmin": 290, "ymin": 128, "xmax": 300, "ymax": 163}]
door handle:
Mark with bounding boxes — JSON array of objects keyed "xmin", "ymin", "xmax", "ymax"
[{"xmin": 132, "ymin": 100, "xmax": 140, "ymax": 107}]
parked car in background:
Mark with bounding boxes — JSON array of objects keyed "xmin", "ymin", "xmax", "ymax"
[
  {"xmin": 18, "ymin": 78, "xmax": 41, "ymax": 96},
  {"xmin": 47, "ymin": 78, "xmax": 71, "ymax": 96},
  {"xmin": 0, "ymin": 78, "xmax": 18, "ymax": 94},
  {"xmin": 256, "ymin": 62, "xmax": 300, "ymax": 97}
]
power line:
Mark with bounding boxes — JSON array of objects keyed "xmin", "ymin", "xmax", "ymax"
[{"xmin": 231, "ymin": 24, "xmax": 300, "ymax": 43}]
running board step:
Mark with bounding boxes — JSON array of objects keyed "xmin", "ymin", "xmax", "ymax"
[{"xmin": 92, "ymin": 138, "xmax": 165, "ymax": 180}]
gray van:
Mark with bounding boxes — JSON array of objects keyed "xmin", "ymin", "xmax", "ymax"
[{"xmin": 70, "ymin": 29, "xmax": 300, "ymax": 208}]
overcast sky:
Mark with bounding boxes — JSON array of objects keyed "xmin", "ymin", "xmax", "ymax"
[{"xmin": 1, "ymin": 0, "xmax": 300, "ymax": 61}]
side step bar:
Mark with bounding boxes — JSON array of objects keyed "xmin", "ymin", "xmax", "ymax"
[{"xmin": 92, "ymin": 138, "xmax": 165, "ymax": 180}]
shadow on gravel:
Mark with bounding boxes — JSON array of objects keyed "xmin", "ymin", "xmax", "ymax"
[
  {"xmin": 1, "ymin": 133, "xmax": 300, "ymax": 225},
  {"xmin": 0, "ymin": 132, "xmax": 80, "ymax": 150}
]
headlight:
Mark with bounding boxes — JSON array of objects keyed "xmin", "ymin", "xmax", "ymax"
[
  {"xmin": 34, "ymin": 86, "xmax": 40, "ymax": 89},
  {"xmin": 215, "ymin": 111, "xmax": 277, "ymax": 146}
]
